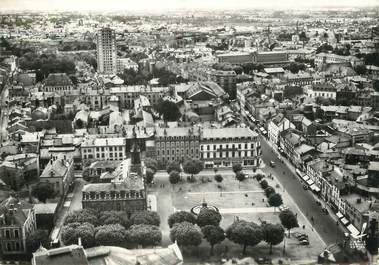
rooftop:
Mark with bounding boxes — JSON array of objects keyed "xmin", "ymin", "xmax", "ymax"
[{"xmin": 202, "ymin": 127, "xmax": 258, "ymax": 139}]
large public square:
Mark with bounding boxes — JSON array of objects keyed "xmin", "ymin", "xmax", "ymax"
[{"xmin": 150, "ymin": 166, "xmax": 326, "ymax": 264}]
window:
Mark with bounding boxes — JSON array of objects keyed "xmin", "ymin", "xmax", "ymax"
[
  {"xmin": 5, "ymin": 230, "xmax": 10, "ymax": 239},
  {"xmin": 14, "ymin": 230, "xmax": 19, "ymax": 239}
]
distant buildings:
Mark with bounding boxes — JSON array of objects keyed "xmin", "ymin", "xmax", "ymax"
[
  {"xmin": 96, "ymin": 28, "xmax": 117, "ymax": 75},
  {"xmin": 315, "ymin": 52, "xmax": 363, "ymax": 70},
  {"xmin": 117, "ymin": 58, "xmax": 138, "ymax": 73},
  {"xmin": 256, "ymin": 51, "xmax": 289, "ymax": 66},
  {"xmin": 208, "ymin": 70, "xmax": 237, "ymax": 99},
  {"xmin": 41, "ymin": 73, "xmax": 74, "ymax": 95}
]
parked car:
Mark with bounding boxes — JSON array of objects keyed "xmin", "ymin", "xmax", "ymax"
[
  {"xmin": 297, "ymin": 235, "xmax": 309, "ymax": 241},
  {"xmin": 270, "ymin": 161, "xmax": 275, "ymax": 167},
  {"xmin": 322, "ymin": 208, "xmax": 329, "ymax": 215},
  {"xmin": 256, "ymin": 257, "xmax": 272, "ymax": 264},
  {"xmin": 316, "ymin": 200, "xmax": 322, "ymax": 206},
  {"xmin": 303, "ymin": 184, "xmax": 308, "ymax": 190},
  {"xmin": 299, "ymin": 239, "xmax": 310, "ymax": 245},
  {"xmin": 279, "ymin": 205, "xmax": 289, "ymax": 212}
]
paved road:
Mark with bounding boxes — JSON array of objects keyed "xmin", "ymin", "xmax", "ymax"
[
  {"xmin": 149, "ymin": 174, "xmax": 174, "ymax": 247},
  {"xmin": 260, "ymin": 135, "xmax": 346, "ymax": 246},
  {"xmin": 0, "ymin": 85, "xmax": 8, "ymax": 143}
]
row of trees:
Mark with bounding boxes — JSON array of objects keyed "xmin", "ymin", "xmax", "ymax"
[
  {"xmin": 260, "ymin": 179, "xmax": 283, "ymax": 209},
  {"xmin": 168, "ymin": 207, "xmax": 299, "ymax": 255},
  {"xmin": 166, "ymin": 159, "xmax": 204, "ymax": 184},
  {"xmin": 60, "ymin": 209, "xmax": 161, "ymax": 248},
  {"xmin": 168, "ymin": 208, "xmax": 224, "ymax": 255}
]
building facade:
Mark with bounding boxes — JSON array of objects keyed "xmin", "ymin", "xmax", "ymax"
[
  {"xmin": 96, "ymin": 28, "xmax": 117, "ymax": 75},
  {"xmin": 82, "ymin": 158, "xmax": 147, "ymax": 216},
  {"xmin": 0, "ymin": 197, "xmax": 36, "ymax": 255},
  {"xmin": 155, "ymin": 127, "xmax": 201, "ymax": 165},
  {"xmin": 200, "ymin": 128, "xmax": 261, "ymax": 168},
  {"xmin": 208, "ymin": 70, "xmax": 237, "ymax": 99},
  {"xmin": 39, "ymin": 155, "xmax": 74, "ymax": 196},
  {"xmin": 81, "ymin": 137, "xmax": 127, "ymax": 163}
]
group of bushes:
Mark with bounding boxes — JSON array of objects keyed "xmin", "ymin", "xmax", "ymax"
[{"xmin": 61, "ymin": 209, "xmax": 162, "ymax": 248}]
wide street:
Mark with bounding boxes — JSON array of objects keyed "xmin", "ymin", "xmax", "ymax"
[{"xmin": 260, "ymin": 135, "xmax": 346, "ymax": 246}]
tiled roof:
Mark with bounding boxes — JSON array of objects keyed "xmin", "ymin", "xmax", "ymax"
[{"xmin": 44, "ymin": 73, "xmax": 73, "ymax": 87}]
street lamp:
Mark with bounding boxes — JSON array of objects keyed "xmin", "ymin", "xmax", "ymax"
[{"xmin": 282, "ymin": 236, "xmax": 286, "ymax": 255}]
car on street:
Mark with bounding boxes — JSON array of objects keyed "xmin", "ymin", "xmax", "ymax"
[
  {"xmin": 279, "ymin": 205, "xmax": 289, "ymax": 212},
  {"xmin": 269, "ymin": 161, "xmax": 275, "ymax": 167},
  {"xmin": 322, "ymin": 208, "xmax": 329, "ymax": 215},
  {"xmin": 303, "ymin": 184, "xmax": 308, "ymax": 190},
  {"xmin": 299, "ymin": 239, "xmax": 310, "ymax": 245}
]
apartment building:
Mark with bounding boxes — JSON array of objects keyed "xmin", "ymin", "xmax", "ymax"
[
  {"xmin": 39, "ymin": 155, "xmax": 74, "ymax": 196},
  {"xmin": 0, "ymin": 197, "xmax": 36, "ymax": 255},
  {"xmin": 96, "ymin": 27, "xmax": 117, "ymax": 75},
  {"xmin": 81, "ymin": 137, "xmax": 127, "ymax": 163},
  {"xmin": 110, "ymin": 86, "xmax": 168, "ymax": 109},
  {"xmin": 207, "ymin": 70, "xmax": 237, "ymax": 99},
  {"xmin": 200, "ymin": 127, "xmax": 261, "ymax": 168},
  {"xmin": 155, "ymin": 127, "xmax": 201, "ymax": 165}
]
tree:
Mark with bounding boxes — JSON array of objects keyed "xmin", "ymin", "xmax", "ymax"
[
  {"xmin": 170, "ymin": 221, "xmax": 202, "ymax": 247},
  {"xmin": 264, "ymin": 186, "xmax": 275, "ymax": 198},
  {"xmin": 214, "ymin": 174, "xmax": 223, "ymax": 196},
  {"xmin": 31, "ymin": 182, "xmax": 54, "ymax": 203},
  {"xmin": 197, "ymin": 208, "xmax": 222, "ymax": 227},
  {"xmin": 75, "ymin": 118, "xmax": 84, "ymax": 129},
  {"xmin": 183, "ymin": 159, "xmax": 203, "ymax": 182},
  {"xmin": 130, "ymin": 211, "xmax": 160, "ymax": 226},
  {"xmin": 98, "ymin": 211, "xmax": 131, "ymax": 229},
  {"xmin": 214, "ymin": 174, "xmax": 223, "ymax": 183},
  {"xmin": 255, "ymin": 174, "xmax": 265, "ymax": 182},
  {"xmin": 169, "ymin": 170, "xmax": 181, "ymax": 184},
  {"xmin": 128, "ymin": 224, "xmax": 162, "ymax": 247},
  {"xmin": 144, "ymin": 158, "xmax": 158, "ymax": 173},
  {"xmin": 226, "ymin": 220, "xmax": 263, "ymax": 254},
  {"xmin": 279, "ymin": 210, "xmax": 299, "ymax": 237},
  {"xmin": 26, "ymin": 229, "xmax": 49, "ymax": 254},
  {"xmin": 236, "ymin": 171, "xmax": 246, "ymax": 188},
  {"xmin": 262, "ymin": 223, "xmax": 285, "ymax": 254},
  {"xmin": 145, "ymin": 168, "xmax": 155, "ymax": 184},
  {"xmin": 61, "ymin": 222, "xmax": 96, "ymax": 248},
  {"xmin": 95, "ymin": 224, "xmax": 128, "ymax": 247},
  {"xmin": 82, "ymin": 168, "xmax": 92, "ymax": 182},
  {"xmin": 260, "ymin": 180, "xmax": 269, "ymax": 189},
  {"xmin": 232, "ymin": 163, "xmax": 243, "ymax": 174},
  {"xmin": 157, "ymin": 100, "xmax": 181, "ymax": 122},
  {"xmin": 65, "ymin": 209, "xmax": 99, "ymax": 226},
  {"xmin": 268, "ymin": 193, "xmax": 283, "ymax": 209},
  {"xmin": 168, "ymin": 211, "xmax": 197, "ymax": 228},
  {"xmin": 201, "ymin": 225, "xmax": 225, "ymax": 255},
  {"xmin": 167, "ymin": 161, "xmax": 181, "ymax": 174},
  {"xmin": 354, "ymin": 65, "xmax": 367, "ymax": 75}
]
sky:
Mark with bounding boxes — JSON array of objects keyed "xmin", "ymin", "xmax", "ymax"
[{"xmin": 0, "ymin": 0, "xmax": 378, "ymax": 11}]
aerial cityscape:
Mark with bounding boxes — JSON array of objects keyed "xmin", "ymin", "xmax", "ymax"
[{"xmin": 0, "ymin": 0, "xmax": 378, "ymax": 264}]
